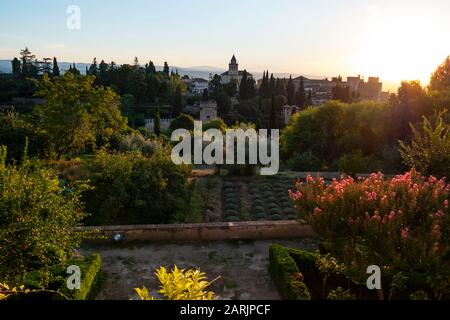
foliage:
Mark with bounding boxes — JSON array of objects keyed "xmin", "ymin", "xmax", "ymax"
[
  {"xmin": 35, "ymin": 73, "xmax": 128, "ymax": 157},
  {"xmin": 169, "ymin": 113, "xmax": 195, "ymax": 131},
  {"xmin": 399, "ymin": 110, "xmax": 450, "ymax": 178},
  {"xmin": 286, "ymin": 151, "xmax": 321, "ymax": 171},
  {"xmin": 135, "ymin": 265, "xmax": 218, "ymax": 300},
  {"xmin": 290, "ymin": 170, "xmax": 450, "ymax": 299},
  {"xmin": 0, "ymin": 146, "xmax": 88, "ymax": 283},
  {"xmin": 269, "ymin": 244, "xmax": 312, "ymax": 300},
  {"xmin": 327, "ymin": 287, "xmax": 355, "ymax": 300},
  {"xmin": 118, "ymin": 132, "xmax": 158, "ymax": 157},
  {"xmin": 79, "ymin": 148, "xmax": 192, "ymax": 225},
  {"xmin": 429, "ymin": 56, "xmax": 450, "ymax": 92}
]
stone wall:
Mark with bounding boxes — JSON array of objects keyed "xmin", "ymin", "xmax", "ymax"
[{"xmin": 78, "ymin": 220, "xmax": 315, "ymax": 244}]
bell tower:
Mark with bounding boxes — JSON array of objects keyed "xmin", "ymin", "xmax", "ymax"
[{"xmin": 228, "ymin": 54, "xmax": 238, "ymax": 77}]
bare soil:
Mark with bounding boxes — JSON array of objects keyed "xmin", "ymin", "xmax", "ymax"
[{"xmin": 82, "ymin": 239, "xmax": 317, "ymax": 300}]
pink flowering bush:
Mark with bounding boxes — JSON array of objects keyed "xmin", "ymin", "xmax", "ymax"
[{"xmin": 289, "ymin": 169, "xmax": 450, "ymax": 299}]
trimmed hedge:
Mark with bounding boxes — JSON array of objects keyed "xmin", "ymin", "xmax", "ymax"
[
  {"xmin": 269, "ymin": 244, "xmax": 312, "ymax": 300},
  {"xmin": 23, "ymin": 253, "xmax": 103, "ymax": 300}
]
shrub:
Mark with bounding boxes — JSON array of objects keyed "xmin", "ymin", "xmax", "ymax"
[
  {"xmin": 225, "ymin": 216, "xmax": 240, "ymax": 222},
  {"xmin": 399, "ymin": 110, "xmax": 450, "ymax": 178},
  {"xmin": 269, "ymin": 244, "xmax": 311, "ymax": 300},
  {"xmin": 135, "ymin": 265, "xmax": 218, "ymax": 300},
  {"xmin": 79, "ymin": 149, "xmax": 192, "ymax": 225},
  {"xmin": 287, "ymin": 151, "xmax": 321, "ymax": 171},
  {"xmin": 253, "ymin": 213, "xmax": 267, "ymax": 220},
  {"xmin": 118, "ymin": 132, "xmax": 158, "ymax": 157},
  {"xmin": 223, "ymin": 210, "xmax": 239, "ymax": 218},
  {"xmin": 252, "ymin": 205, "xmax": 264, "ymax": 212},
  {"xmin": 290, "ymin": 170, "xmax": 450, "ymax": 299},
  {"xmin": 224, "ymin": 203, "xmax": 239, "ymax": 211},
  {"xmin": 270, "ymin": 214, "xmax": 283, "ymax": 221},
  {"xmin": 337, "ymin": 149, "xmax": 376, "ymax": 176},
  {"xmin": 0, "ymin": 146, "xmax": 87, "ymax": 283},
  {"xmin": 269, "ymin": 208, "xmax": 281, "ymax": 215}
]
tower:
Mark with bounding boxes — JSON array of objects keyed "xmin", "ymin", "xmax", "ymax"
[{"xmin": 228, "ymin": 54, "xmax": 238, "ymax": 77}]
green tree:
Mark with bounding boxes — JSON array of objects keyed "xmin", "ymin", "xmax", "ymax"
[
  {"xmin": 287, "ymin": 76, "xmax": 295, "ymax": 105},
  {"xmin": 0, "ymin": 146, "xmax": 87, "ymax": 282},
  {"xmin": 216, "ymin": 92, "xmax": 232, "ymax": 116},
  {"xmin": 399, "ymin": 110, "xmax": 450, "ymax": 178},
  {"xmin": 172, "ymin": 85, "xmax": 183, "ymax": 118},
  {"xmin": 429, "ymin": 56, "xmax": 450, "ymax": 92},
  {"xmin": 306, "ymin": 90, "xmax": 313, "ymax": 107},
  {"xmin": 36, "ymin": 73, "xmax": 128, "ymax": 157},
  {"xmin": 201, "ymin": 88, "xmax": 209, "ymax": 101},
  {"xmin": 269, "ymin": 95, "xmax": 278, "ymax": 130},
  {"xmin": 296, "ymin": 77, "xmax": 306, "ymax": 108},
  {"xmin": 163, "ymin": 62, "xmax": 170, "ymax": 77},
  {"xmin": 170, "ymin": 113, "xmax": 195, "ymax": 131},
  {"xmin": 154, "ymin": 111, "xmax": 161, "ymax": 137},
  {"xmin": 11, "ymin": 58, "xmax": 21, "ymax": 76},
  {"xmin": 88, "ymin": 57, "xmax": 98, "ymax": 76},
  {"xmin": 52, "ymin": 57, "xmax": 60, "ymax": 76}
]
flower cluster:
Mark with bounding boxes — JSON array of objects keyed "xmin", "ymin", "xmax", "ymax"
[{"xmin": 289, "ymin": 169, "xmax": 450, "ymax": 297}]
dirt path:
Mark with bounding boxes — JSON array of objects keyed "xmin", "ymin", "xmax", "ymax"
[{"xmin": 82, "ymin": 239, "xmax": 316, "ymax": 300}]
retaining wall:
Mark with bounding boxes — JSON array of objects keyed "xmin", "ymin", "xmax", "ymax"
[{"xmin": 78, "ymin": 220, "xmax": 315, "ymax": 244}]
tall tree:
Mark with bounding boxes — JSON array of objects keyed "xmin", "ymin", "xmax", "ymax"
[
  {"xmin": 52, "ymin": 57, "xmax": 60, "ymax": 76},
  {"xmin": 269, "ymin": 73, "xmax": 276, "ymax": 97},
  {"xmin": 154, "ymin": 110, "xmax": 161, "ymax": 137},
  {"xmin": 163, "ymin": 62, "xmax": 170, "ymax": 77},
  {"xmin": 88, "ymin": 58, "xmax": 98, "ymax": 76},
  {"xmin": 98, "ymin": 60, "xmax": 109, "ymax": 84},
  {"xmin": 11, "ymin": 58, "xmax": 21, "ymax": 76},
  {"xmin": 239, "ymin": 70, "xmax": 249, "ymax": 99},
  {"xmin": 287, "ymin": 76, "xmax": 295, "ymax": 105},
  {"xmin": 20, "ymin": 47, "xmax": 36, "ymax": 77},
  {"xmin": 429, "ymin": 56, "xmax": 450, "ymax": 91},
  {"xmin": 172, "ymin": 85, "xmax": 183, "ymax": 117},
  {"xmin": 146, "ymin": 61, "xmax": 156, "ymax": 74},
  {"xmin": 269, "ymin": 94, "xmax": 278, "ymax": 130},
  {"xmin": 296, "ymin": 77, "xmax": 306, "ymax": 109}
]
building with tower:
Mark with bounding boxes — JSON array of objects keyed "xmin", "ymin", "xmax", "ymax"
[{"xmin": 220, "ymin": 55, "xmax": 253, "ymax": 85}]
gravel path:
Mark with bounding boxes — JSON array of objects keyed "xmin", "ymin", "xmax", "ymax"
[{"xmin": 82, "ymin": 239, "xmax": 317, "ymax": 300}]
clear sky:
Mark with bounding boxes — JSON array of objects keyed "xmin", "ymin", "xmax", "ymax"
[{"xmin": 1, "ymin": 0, "xmax": 449, "ymax": 88}]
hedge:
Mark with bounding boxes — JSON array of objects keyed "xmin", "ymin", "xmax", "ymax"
[
  {"xmin": 23, "ymin": 253, "xmax": 103, "ymax": 300},
  {"xmin": 269, "ymin": 244, "xmax": 312, "ymax": 300}
]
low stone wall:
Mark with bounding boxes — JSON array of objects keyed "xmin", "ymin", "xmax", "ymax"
[{"xmin": 78, "ymin": 220, "xmax": 315, "ymax": 244}]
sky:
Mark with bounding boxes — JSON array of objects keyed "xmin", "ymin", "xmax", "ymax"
[{"xmin": 1, "ymin": 0, "xmax": 450, "ymax": 89}]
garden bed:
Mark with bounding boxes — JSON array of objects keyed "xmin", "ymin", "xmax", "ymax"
[
  {"xmin": 269, "ymin": 244, "xmax": 379, "ymax": 300},
  {"xmin": 18, "ymin": 253, "xmax": 103, "ymax": 300}
]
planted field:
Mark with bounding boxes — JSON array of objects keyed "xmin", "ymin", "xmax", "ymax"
[{"xmin": 203, "ymin": 176, "xmax": 298, "ymax": 222}]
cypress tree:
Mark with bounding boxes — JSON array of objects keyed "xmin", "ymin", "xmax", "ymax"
[
  {"xmin": 239, "ymin": 69, "xmax": 248, "ymax": 99},
  {"xmin": 287, "ymin": 75, "xmax": 295, "ymax": 105},
  {"xmin": 172, "ymin": 85, "xmax": 183, "ymax": 117},
  {"xmin": 296, "ymin": 77, "xmax": 306, "ymax": 109},
  {"xmin": 52, "ymin": 57, "xmax": 60, "ymax": 76},
  {"xmin": 163, "ymin": 62, "xmax": 170, "ymax": 77},
  {"xmin": 11, "ymin": 58, "xmax": 21, "ymax": 76},
  {"xmin": 154, "ymin": 111, "xmax": 161, "ymax": 136},
  {"xmin": 269, "ymin": 94, "xmax": 278, "ymax": 130},
  {"xmin": 88, "ymin": 57, "xmax": 98, "ymax": 76}
]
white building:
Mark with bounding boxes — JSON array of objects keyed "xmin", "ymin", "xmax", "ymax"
[
  {"xmin": 220, "ymin": 55, "xmax": 253, "ymax": 85},
  {"xmin": 186, "ymin": 78, "xmax": 209, "ymax": 95}
]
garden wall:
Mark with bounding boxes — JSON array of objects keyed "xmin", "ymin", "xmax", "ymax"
[{"xmin": 78, "ymin": 220, "xmax": 315, "ymax": 244}]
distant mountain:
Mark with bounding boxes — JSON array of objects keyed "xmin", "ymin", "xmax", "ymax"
[{"xmin": 0, "ymin": 59, "xmax": 320, "ymax": 82}]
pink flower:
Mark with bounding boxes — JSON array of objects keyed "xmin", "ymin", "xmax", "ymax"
[
  {"xmin": 435, "ymin": 210, "xmax": 445, "ymax": 219},
  {"xmin": 432, "ymin": 224, "xmax": 441, "ymax": 238},
  {"xmin": 400, "ymin": 227, "xmax": 409, "ymax": 240},
  {"xmin": 433, "ymin": 242, "xmax": 440, "ymax": 253},
  {"xmin": 388, "ymin": 210, "xmax": 395, "ymax": 221},
  {"xmin": 444, "ymin": 200, "xmax": 448, "ymax": 208},
  {"xmin": 288, "ymin": 190, "xmax": 303, "ymax": 201},
  {"xmin": 314, "ymin": 207, "xmax": 322, "ymax": 215}
]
